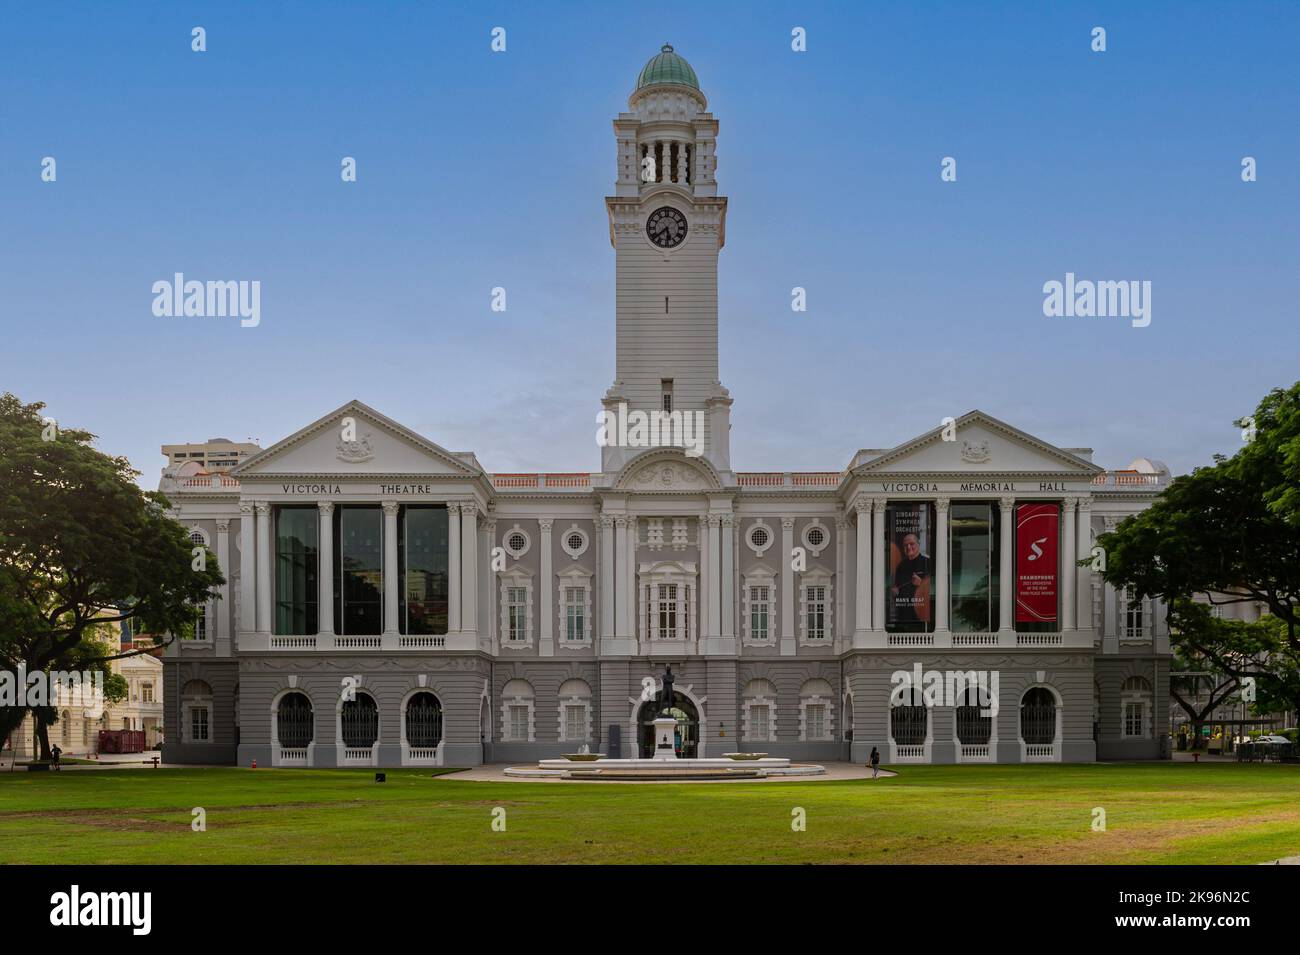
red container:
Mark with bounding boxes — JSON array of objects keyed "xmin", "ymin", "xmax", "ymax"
[{"xmin": 97, "ymin": 729, "xmax": 146, "ymax": 754}]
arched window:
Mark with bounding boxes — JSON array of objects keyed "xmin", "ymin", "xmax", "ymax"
[
  {"xmin": 340, "ymin": 692, "xmax": 379, "ymax": 748},
  {"xmin": 1121, "ymin": 676, "xmax": 1153, "ymax": 738},
  {"xmin": 276, "ymin": 691, "xmax": 313, "ymax": 748},
  {"xmin": 742, "ymin": 678, "xmax": 777, "ymax": 742},
  {"xmin": 405, "ymin": 692, "xmax": 443, "ymax": 748},
  {"xmin": 1020, "ymin": 688, "xmax": 1057, "ymax": 745},
  {"xmin": 500, "ymin": 679, "xmax": 535, "ymax": 742},
  {"xmin": 890, "ymin": 683, "xmax": 928, "ymax": 746},
  {"xmin": 60, "ymin": 710, "xmax": 71, "ymax": 744},
  {"xmin": 181, "ymin": 680, "xmax": 213, "ymax": 743},
  {"xmin": 799, "ymin": 678, "xmax": 835, "ymax": 741},
  {"xmin": 557, "ymin": 678, "xmax": 592, "ymax": 743},
  {"xmin": 956, "ymin": 684, "xmax": 992, "ymax": 745}
]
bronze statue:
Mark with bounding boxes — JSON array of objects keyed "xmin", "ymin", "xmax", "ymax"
[{"xmin": 660, "ymin": 664, "xmax": 676, "ymax": 714}]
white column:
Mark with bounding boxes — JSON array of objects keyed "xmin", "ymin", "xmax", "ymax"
[
  {"xmin": 255, "ymin": 502, "xmax": 272, "ymax": 634},
  {"xmin": 1061, "ymin": 499, "xmax": 1077, "ymax": 631},
  {"xmin": 238, "ymin": 502, "xmax": 256, "ymax": 634},
  {"xmin": 854, "ymin": 499, "xmax": 872, "ymax": 635},
  {"xmin": 382, "ymin": 501, "xmax": 399, "ymax": 635},
  {"xmin": 625, "ymin": 517, "xmax": 637, "ymax": 640},
  {"xmin": 1076, "ymin": 499, "xmax": 1093, "ymax": 632},
  {"xmin": 215, "ymin": 519, "xmax": 231, "ymax": 640},
  {"xmin": 707, "ymin": 516, "xmax": 722, "ymax": 639},
  {"xmin": 871, "ymin": 500, "xmax": 886, "ymax": 633},
  {"xmin": 999, "ymin": 496, "xmax": 1015, "ymax": 633},
  {"xmin": 538, "ymin": 517, "xmax": 553, "ymax": 656},
  {"xmin": 835, "ymin": 516, "xmax": 848, "ymax": 650},
  {"xmin": 698, "ymin": 515, "xmax": 711, "ymax": 640},
  {"xmin": 460, "ymin": 503, "xmax": 478, "ymax": 639},
  {"xmin": 720, "ymin": 514, "xmax": 735, "ymax": 644},
  {"xmin": 599, "ymin": 515, "xmax": 615, "ymax": 645},
  {"xmin": 614, "ymin": 517, "xmax": 630, "ymax": 639},
  {"xmin": 780, "ymin": 516, "xmax": 795, "ymax": 654},
  {"xmin": 485, "ymin": 519, "xmax": 497, "ymax": 647},
  {"xmin": 317, "ymin": 503, "xmax": 334, "ymax": 636},
  {"xmin": 447, "ymin": 503, "xmax": 461, "ymax": 635},
  {"xmin": 934, "ymin": 498, "xmax": 950, "ymax": 632}
]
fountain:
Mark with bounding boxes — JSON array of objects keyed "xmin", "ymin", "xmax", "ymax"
[{"xmin": 506, "ymin": 665, "xmax": 826, "ymax": 780}]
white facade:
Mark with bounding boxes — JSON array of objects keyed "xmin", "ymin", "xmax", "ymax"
[{"xmin": 159, "ymin": 46, "xmax": 1171, "ymax": 767}]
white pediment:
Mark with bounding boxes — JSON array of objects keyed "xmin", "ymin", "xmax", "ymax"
[
  {"xmin": 233, "ymin": 400, "xmax": 480, "ymax": 477},
  {"xmin": 854, "ymin": 412, "xmax": 1101, "ymax": 476}
]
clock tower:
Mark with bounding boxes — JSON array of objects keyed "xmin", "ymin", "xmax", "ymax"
[{"xmin": 602, "ymin": 44, "xmax": 732, "ymax": 475}]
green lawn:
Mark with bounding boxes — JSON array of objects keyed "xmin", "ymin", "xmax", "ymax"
[{"xmin": 1, "ymin": 762, "xmax": 1297, "ymax": 864}]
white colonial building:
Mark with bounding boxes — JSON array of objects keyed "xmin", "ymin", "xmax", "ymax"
[{"xmin": 159, "ymin": 45, "xmax": 1171, "ymax": 768}]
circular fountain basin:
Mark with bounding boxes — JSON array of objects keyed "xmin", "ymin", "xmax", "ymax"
[{"xmin": 505, "ymin": 756, "xmax": 825, "ymax": 780}]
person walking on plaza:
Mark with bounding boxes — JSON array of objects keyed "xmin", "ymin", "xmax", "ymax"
[
  {"xmin": 50, "ymin": 744, "xmax": 63, "ymax": 771},
  {"xmin": 869, "ymin": 746, "xmax": 880, "ymax": 779}
]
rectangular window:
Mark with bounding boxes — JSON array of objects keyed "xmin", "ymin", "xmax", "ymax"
[
  {"xmin": 750, "ymin": 585, "xmax": 770, "ymax": 640},
  {"xmin": 565, "ymin": 586, "xmax": 585, "ymax": 641},
  {"xmin": 399, "ymin": 505, "xmax": 449, "ymax": 635},
  {"xmin": 1124, "ymin": 701, "xmax": 1145, "ymax": 737},
  {"xmin": 194, "ymin": 610, "xmax": 207, "ymax": 641},
  {"xmin": 142, "ymin": 683, "xmax": 154, "ymax": 704},
  {"xmin": 190, "ymin": 707, "xmax": 209, "ymax": 742},
  {"xmin": 509, "ymin": 704, "xmax": 528, "ymax": 740},
  {"xmin": 507, "ymin": 587, "xmax": 527, "ymax": 641},
  {"xmin": 334, "ymin": 506, "xmax": 383, "ymax": 635},
  {"xmin": 1125, "ymin": 595, "xmax": 1145, "ymax": 639},
  {"xmin": 564, "ymin": 704, "xmax": 585, "ymax": 741},
  {"xmin": 750, "ymin": 704, "xmax": 769, "ymax": 740},
  {"xmin": 805, "ymin": 585, "xmax": 826, "ymax": 639},
  {"xmin": 657, "ymin": 584, "xmax": 678, "ymax": 639},
  {"xmin": 950, "ymin": 502, "xmax": 997, "ymax": 632},
  {"xmin": 275, "ymin": 506, "xmax": 318, "ymax": 635},
  {"xmin": 807, "ymin": 703, "xmax": 826, "ymax": 740}
]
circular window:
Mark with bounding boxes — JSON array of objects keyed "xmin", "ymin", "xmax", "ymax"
[
  {"xmin": 746, "ymin": 521, "xmax": 774, "ymax": 556},
  {"xmin": 807, "ymin": 527, "xmax": 825, "ymax": 547},
  {"xmin": 751, "ymin": 527, "xmax": 769, "ymax": 548},
  {"xmin": 802, "ymin": 521, "xmax": 829, "ymax": 555},
  {"xmin": 502, "ymin": 525, "xmax": 532, "ymax": 559},
  {"xmin": 559, "ymin": 524, "xmax": 589, "ymax": 559}
]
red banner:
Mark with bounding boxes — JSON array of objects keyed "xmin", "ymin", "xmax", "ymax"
[{"xmin": 1015, "ymin": 504, "xmax": 1059, "ymax": 624}]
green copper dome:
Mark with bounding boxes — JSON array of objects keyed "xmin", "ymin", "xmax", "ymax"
[{"xmin": 636, "ymin": 43, "xmax": 699, "ymax": 91}]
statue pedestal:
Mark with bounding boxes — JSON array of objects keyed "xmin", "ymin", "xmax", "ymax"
[{"xmin": 651, "ymin": 716, "xmax": 680, "ymax": 761}]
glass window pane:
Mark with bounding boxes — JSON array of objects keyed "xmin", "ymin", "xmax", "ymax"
[
  {"xmin": 950, "ymin": 503, "xmax": 992, "ymax": 632},
  {"xmin": 335, "ymin": 506, "xmax": 383, "ymax": 635},
  {"xmin": 275, "ymin": 507, "xmax": 318, "ymax": 635},
  {"xmin": 399, "ymin": 506, "xmax": 448, "ymax": 635}
]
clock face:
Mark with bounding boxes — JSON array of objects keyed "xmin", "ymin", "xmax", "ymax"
[{"xmin": 646, "ymin": 206, "xmax": 688, "ymax": 249}]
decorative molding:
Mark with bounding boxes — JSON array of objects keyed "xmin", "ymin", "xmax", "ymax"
[
  {"xmin": 336, "ymin": 432, "xmax": 375, "ymax": 463},
  {"xmin": 960, "ymin": 439, "xmax": 991, "ymax": 463},
  {"xmin": 745, "ymin": 519, "xmax": 775, "ymax": 557}
]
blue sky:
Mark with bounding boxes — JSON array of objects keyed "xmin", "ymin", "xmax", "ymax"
[{"xmin": 2, "ymin": 1, "xmax": 1296, "ymax": 484}]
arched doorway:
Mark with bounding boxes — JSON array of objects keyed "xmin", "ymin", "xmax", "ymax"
[{"xmin": 636, "ymin": 693, "xmax": 699, "ymax": 758}]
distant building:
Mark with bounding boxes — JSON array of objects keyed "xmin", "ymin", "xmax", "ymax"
[{"xmin": 162, "ymin": 438, "xmax": 261, "ymax": 474}]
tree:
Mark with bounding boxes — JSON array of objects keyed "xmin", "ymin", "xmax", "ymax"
[
  {"xmin": 1092, "ymin": 382, "xmax": 1300, "ymax": 717},
  {"xmin": 0, "ymin": 394, "xmax": 223, "ymax": 748}
]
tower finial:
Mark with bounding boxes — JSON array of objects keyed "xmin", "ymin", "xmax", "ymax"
[{"xmin": 662, "ymin": 43, "xmax": 673, "ymax": 53}]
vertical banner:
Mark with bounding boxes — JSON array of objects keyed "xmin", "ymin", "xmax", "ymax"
[
  {"xmin": 1015, "ymin": 503, "xmax": 1059, "ymax": 624},
  {"xmin": 887, "ymin": 503, "xmax": 932, "ymax": 627}
]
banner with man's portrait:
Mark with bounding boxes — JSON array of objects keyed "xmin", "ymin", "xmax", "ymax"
[
  {"xmin": 887, "ymin": 502, "xmax": 932, "ymax": 629},
  {"xmin": 1015, "ymin": 503, "xmax": 1059, "ymax": 624}
]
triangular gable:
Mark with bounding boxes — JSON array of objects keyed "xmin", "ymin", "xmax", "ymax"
[
  {"xmin": 233, "ymin": 400, "xmax": 481, "ymax": 477},
  {"xmin": 852, "ymin": 411, "xmax": 1102, "ymax": 476}
]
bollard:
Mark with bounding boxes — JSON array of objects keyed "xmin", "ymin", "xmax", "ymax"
[{"xmin": 251, "ymin": 758, "xmax": 257, "ymax": 769}]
